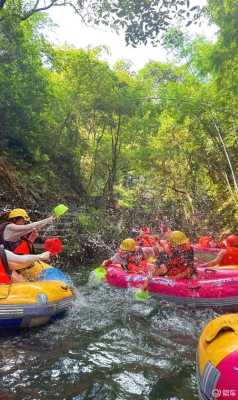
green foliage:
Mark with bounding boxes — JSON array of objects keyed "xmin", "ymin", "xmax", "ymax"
[
  {"xmin": 0, "ymin": 0, "xmax": 203, "ymax": 46},
  {"xmin": 0, "ymin": 13, "xmax": 52, "ymax": 160},
  {"xmin": 2, "ymin": 0, "xmax": 238, "ymax": 255},
  {"xmin": 76, "ymin": 211, "xmax": 98, "ymax": 233}
]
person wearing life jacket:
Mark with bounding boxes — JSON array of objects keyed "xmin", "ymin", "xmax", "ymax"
[
  {"xmin": 136, "ymin": 226, "xmax": 159, "ymax": 247},
  {"xmin": 196, "ymin": 235, "xmax": 217, "ymax": 249},
  {"xmin": 0, "ymin": 208, "xmax": 54, "ymax": 254},
  {"xmin": 0, "ymin": 248, "xmax": 51, "ymax": 284},
  {"xmin": 154, "ymin": 231, "xmax": 195, "ymax": 279},
  {"xmin": 217, "ymin": 238, "xmax": 228, "ymax": 249},
  {"xmin": 130, "ymin": 226, "xmax": 159, "ymax": 247},
  {"xmin": 217, "ymin": 234, "xmax": 234, "ymax": 249},
  {"xmin": 206, "ymin": 235, "xmax": 238, "ymax": 267},
  {"xmin": 102, "ymin": 238, "xmax": 148, "ymax": 273}
]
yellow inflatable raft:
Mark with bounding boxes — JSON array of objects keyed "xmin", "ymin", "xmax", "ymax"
[
  {"xmin": 197, "ymin": 314, "xmax": 238, "ymax": 399},
  {"xmin": 0, "ymin": 262, "xmax": 74, "ymax": 328}
]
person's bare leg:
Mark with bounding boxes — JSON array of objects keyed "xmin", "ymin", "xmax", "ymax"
[{"xmin": 11, "ymin": 270, "xmax": 28, "ymax": 283}]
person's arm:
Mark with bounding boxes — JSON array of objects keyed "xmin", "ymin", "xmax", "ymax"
[
  {"xmin": 4, "ymin": 216, "xmax": 54, "ymax": 242},
  {"xmin": 206, "ymin": 250, "xmax": 226, "ymax": 267},
  {"xmin": 173, "ymin": 270, "xmax": 191, "ymax": 279},
  {"xmin": 5, "ymin": 250, "xmax": 51, "ymax": 270},
  {"xmin": 140, "ymin": 246, "xmax": 155, "ymax": 259},
  {"xmin": 26, "ymin": 229, "xmax": 39, "ymax": 244},
  {"xmin": 102, "ymin": 259, "xmax": 112, "ymax": 267}
]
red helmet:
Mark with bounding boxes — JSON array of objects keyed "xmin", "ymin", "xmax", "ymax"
[{"xmin": 226, "ymin": 235, "xmax": 238, "ymax": 248}]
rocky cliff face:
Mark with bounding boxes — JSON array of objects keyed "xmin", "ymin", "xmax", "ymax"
[
  {"xmin": 0, "ymin": 156, "xmax": 81, "ymax": 210},
  {"xmin": 0, "ymin": 158, "xmax": 32, "ymax": 209}
]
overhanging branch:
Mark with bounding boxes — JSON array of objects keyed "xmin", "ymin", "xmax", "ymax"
[{"xmin": 21, "ymin": 0, "xmax": 65, "ymax": 20}]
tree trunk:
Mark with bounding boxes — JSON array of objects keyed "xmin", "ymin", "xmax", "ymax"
[
  {"xmin": 107, "ymin": 113, "xmax": 121, "ymax": 205},
  {"xmin": 211, "ymin": 115, "xmax": 238, "ymax": 197}
]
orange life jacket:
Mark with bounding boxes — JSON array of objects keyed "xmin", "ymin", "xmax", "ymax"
[
  {"xmin": 198, "ymin": 236, "xmax": 213, "ymax": 248},
  {"xmin": 220, "ymin": 248, "xmax": 238, "ymax": 266},
  {"xmin": 0, "ymin": 248, "xmax": 11, "ymax": 284}
]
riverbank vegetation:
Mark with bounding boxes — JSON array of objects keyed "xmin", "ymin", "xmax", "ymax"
[{"xmin": 1, "ymin": 1, "xmax": 238, "ymax": 261}]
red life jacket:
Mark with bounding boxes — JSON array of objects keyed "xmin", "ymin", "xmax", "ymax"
[
  {"xmin": 166, "ymin": 243, "xmax": 194, "ymax": 278},
  {"xmin": 0, "ymin": 248, "xmax": 11, "ymax": 284},
  {"xmin": 220, "ymin": 248, "xmax": 238, "ymax": 266},
  {"xmin": 127, "ymin": 263, "xmax": 140, "ymax": 273},
  {"xmin": 218, "ymin": 240, "xmax": 227, "ymax": 249},
  {"xmin": 140, "ymin": 259, "xmax": 148, "ymax": 272},
  {"xmin": 145, "ymin": 235, "xmax": 156, "ymax": 246},
  {"xmin": 137, "ymin": 235, "xmax": 156, "ymax": 247},
  {"xmin": 0, "ymin": 222, "xmax": 32, "ymax": 254},
  {"xmin": 14, "ymin": 238, "xmax": 31, "ymax": 255},
  {"xmin": 198, "ymin": 236, "xmax": 213, "ymax": 248},
  {"xmin": 127, "ymin": 253, "xmax": 139, "ymax": 266},
  {"xmin": 127, "ymin": 259, "xmax": 148, "ymax": 273}
]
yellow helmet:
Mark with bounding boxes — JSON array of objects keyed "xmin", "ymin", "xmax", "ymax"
[
  {"xmin": 169, "ymin": 231, "xmax": 189, "ymax": 246},
  {"xmin": 148, "ymin": 256, "xmax": 156, "ymax": 264},
  {"xmin": 8, "ymin": 208, "xmax": 30, "ymax": 221},
  {"xmin": 120, "ymin": 238, "xmax": 136, "ymax": 252}
]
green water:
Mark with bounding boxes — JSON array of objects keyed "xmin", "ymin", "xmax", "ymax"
[{"xmin": 0, "ymin": 268, "xmax": 218, "ymax": 400}]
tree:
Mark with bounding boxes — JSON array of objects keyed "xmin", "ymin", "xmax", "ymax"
[
  {"xmin": 1, "ymin": 0, "xmax": 202, "ymax": 46},
  {"xmin": 0, "ymin": 13, "xmax": 52, "ymax": 160}
]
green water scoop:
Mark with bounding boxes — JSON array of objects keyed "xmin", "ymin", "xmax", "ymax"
[{"xmin": 53, "ymin": 204, "xmax": 69, "ymax": 218}]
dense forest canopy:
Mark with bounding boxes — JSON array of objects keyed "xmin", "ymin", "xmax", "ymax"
[{"xmin": 1, "ymin": 0, "xmax": 238, "ymax": 241}]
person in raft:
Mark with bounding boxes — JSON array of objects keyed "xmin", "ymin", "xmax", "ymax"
[
  {"xmin": 102, "ymin": 238, "xmax": 149, "ymax": 273},
  {"xmin": 196, "ymin": 235, "xmax": 217, "ymax": 249},
  {"xmin": 0, "ymin": 208, "xmax": 54, "ymax": 255},
  {"xmin": 153, "ymin": 230, "xmax": 195, "ymax": 279},
  {"xmin": 0, "ymin": 248, "xmax": 50, "ymax": 283},
  {"xmin": 205, "ymin": 234, "xmax": 238, "ymax": 267}
]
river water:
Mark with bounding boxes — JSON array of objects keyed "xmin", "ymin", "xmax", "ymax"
[{"xmin": 0, "ymin": 267, "xmax": 218, "ymax": 400}]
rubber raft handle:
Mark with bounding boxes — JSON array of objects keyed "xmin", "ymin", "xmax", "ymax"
[{"xmin": 205, "ymin": 315, "xmax": 238, "ymax": 343}]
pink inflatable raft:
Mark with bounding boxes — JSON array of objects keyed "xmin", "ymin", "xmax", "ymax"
[
  {"xmin": 193, "ymin": 245, "xmax": 220, "ymax": 254},
  {"xmin": 106, "ymin": 265, "xmax": 238, "ymax": 308}
]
